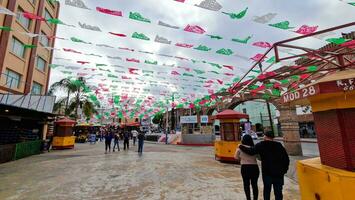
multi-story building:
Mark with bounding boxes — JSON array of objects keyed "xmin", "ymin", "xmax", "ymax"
[
  {"xmin": 0, "ymin": 1, "xmax": 59, "ymax": 163},
  {"xmin": 0, "ymin": 0, "xmax": 59, "ymax": 95}
]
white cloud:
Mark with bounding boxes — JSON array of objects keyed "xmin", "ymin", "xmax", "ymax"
[{"xmin": 49, "ymin": 0, "xmax": 355, "ymax": 109}]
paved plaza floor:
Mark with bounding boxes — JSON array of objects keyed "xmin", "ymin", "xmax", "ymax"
[{"xmin": 0, "ymin": 142, "xmax": 300, "ymax": 200}]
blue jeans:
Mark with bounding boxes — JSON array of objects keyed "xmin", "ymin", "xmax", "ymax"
[
  {"xmin": 262, "ymin": 175, "xmax": 284, "ymax": 200},
  {"xmin": 113, "ymin": 140, "xmax": 120, "ymax": 151},
  {"xmin": 138, "ymin": 140, "xmax": 144, "ymax": 153}
]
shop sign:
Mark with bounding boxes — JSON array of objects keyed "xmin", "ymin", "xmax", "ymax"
[
  {"xmin": 200, "ymin": 115, "xmax": 209, "ymax": 123},
  {"xmin": 336, "ymin": 78, "xmax": 355, "ymax": 91},
  {"xmin": 281, "ymin": 85, "xmax": 319, "ymax": 103},
  {"xmin": 180, "ymin": 116, "xmax": 197, "ymax": 124},
  {"xmin": 141, "ymin": 118, "xmax": 150, "ymax": 126}
]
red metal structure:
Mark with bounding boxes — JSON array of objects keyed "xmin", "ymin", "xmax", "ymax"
[{"xmin": 230, "ymin": 22, "xmax": 355, "ymax": 96}]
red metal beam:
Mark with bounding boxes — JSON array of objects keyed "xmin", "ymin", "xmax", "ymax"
[
  {"xmin": 274, "ymin": 22, "xmax": 355, "ymax": 45},
  {"xmin": 303, "ymin": 50, "xmax": 342, "ymax": 68},
  {"xmin": 230, "ymin": 23, "xmax": 354, "ymax": 94},
  {"xmin": 231, "ymin": 46, "xmax": 274, "ymax": 90}
]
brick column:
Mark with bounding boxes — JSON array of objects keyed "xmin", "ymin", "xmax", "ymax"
[{"xmin": 279, "ymin": 103, "xmax": 303, "ymax": 156}]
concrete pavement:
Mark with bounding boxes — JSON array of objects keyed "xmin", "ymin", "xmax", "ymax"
[{"xmin": 0, "ymin": 142, "xmax": 300, "ymax": 200}]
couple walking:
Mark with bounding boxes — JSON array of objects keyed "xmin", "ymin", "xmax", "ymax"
[
  {"xmin": 124, "ymin": 130, "xmax": 145, "ymax": 153},
  {"xmin": 235, "ymin": 131, "xmax": 290, "ymax": 200}
]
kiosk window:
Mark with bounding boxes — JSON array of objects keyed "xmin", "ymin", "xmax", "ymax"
[{"xmin": 222, "ymin": 123, "xmax": 235, "ymax": 141}]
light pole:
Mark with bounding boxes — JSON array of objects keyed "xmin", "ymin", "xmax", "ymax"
[
  {"xmin": 165, "ymin": 106, "xmax": 169, "ymax": 144},
  {"xmin": 112, "ymin": 93, "xmax": 115, "ymax": 124},
  {"xmin": 165, "ymin": 93, "xmax": 177, "ymax": 144},
  {"xmin": 259, "ymin": 63, "xmax": 274, "ymax": 134}
]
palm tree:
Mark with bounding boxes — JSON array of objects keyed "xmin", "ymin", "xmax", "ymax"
[
  {"xmin": 49, "ymin": 77, "xmax": 97, "ymax": 121},
  {"xmin": 67, "ymin": 95, "xmax": 97, "ymax": 122},
  {"xmin": 52, "ymin": 96, "xmax": 69, "ymax": 115},
  {"xmin": 48, "ymin": 78, "xmax": 79, "ymax": 114}
]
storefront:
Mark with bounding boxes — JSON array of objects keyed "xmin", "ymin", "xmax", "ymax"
[
  {"xmin": 0, "ymin": 94, "xmax": 55, "ymax": 163},
  {"xmin": 179, "ymin": 115, "xmax": 215, "ymax": 145}
]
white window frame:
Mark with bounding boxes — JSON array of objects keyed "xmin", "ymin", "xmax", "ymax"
[
  {"xmin": 44, "ymin": 8, "xmax": 53, "ymax": 20},
  {"xmin": 11, "ymin": 37, "xmax": 26, "ymax": 58},
  {"xmin": 5, "ymin": 69, "xmax": 21, "ymax": 89},
  {"xmin": 16, "ymin": 7, "xmax": 31, "ymax": 30},
  {"xmin": 39, "ymin": 32, "xmax": 49, "ymax": 46},
  {"xmin": 31, "ymin": 82, "xmax": 43, "ymax": 95},
  {"xmin": 36, "ymin": 56, "xmax": 46, "ymax": 71}
]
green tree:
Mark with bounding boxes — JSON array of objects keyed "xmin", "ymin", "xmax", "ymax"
[
  {"xmin": 48, "ymin": 78, "xmax": 80, "ymax": 114},
  {"xmin": 152, "ymin": 112, "xmax": 164, "ymax": 128},
  {"xmin": 49, "ymin": 77, "xmax": 97, "ymax": 121}
]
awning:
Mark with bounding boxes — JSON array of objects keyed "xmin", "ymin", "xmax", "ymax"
[{"xmin": 0, "ymin": 94, "xmax": 56, "ymax": 114}]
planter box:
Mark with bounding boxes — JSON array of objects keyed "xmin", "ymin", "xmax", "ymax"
[
  {"xmin": 0, "ymin": 144, "xmax": 16, "ymax": 163},
  {"xmin": 53, "ymin": 136, "xmax": 75, "ymax": 149},
  {"xmin": 14, "ymin": 140, "xmax": 42, "ymax": 160},
  {"xmin": 181, "ymin": 134, "xmax": 215, "ymax": 145}
]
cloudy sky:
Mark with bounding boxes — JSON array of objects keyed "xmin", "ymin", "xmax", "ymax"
[{"xmin": 50, "ymin": 0, "xmax": 355, "ymax": 107}]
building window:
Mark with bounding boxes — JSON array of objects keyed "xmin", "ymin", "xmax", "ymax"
[
  {"xmin": 31, "ymin": 82, "xmax": 43, "ymax": 95},
  {"xmin": 221, "ymin": 123, "xmax": 237, "ymax": 141},
  {"xmin": 5, "ymin": 69, "xmax": 21, "ymax": 89},
  {"xmin": 16, "ymin": 7, "xmax": 31, "ymax": 30},
  {"xmin": 44, "ymin": 9, "xmax": 52, "ymax": 20},
  {"xmin": 11, "ymin": 37, "xmax": 26, "ymax": 58},
  {"xmin": 36, "ymin": 56, "xmax": 46, "ymax": 71},
  {"xmin": 44, "ymin": 8, "xmax": 54, "ymax": 28},
  {"xmin": 44, "ymin": 8, "xmax": 53, "ymax": 20},
  {"xmin": 39, "ymin": 32, "xmax": 49, "ymax": 46}
]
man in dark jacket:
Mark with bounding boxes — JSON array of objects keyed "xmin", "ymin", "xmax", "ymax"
[
  {"xmin": 239, "ymin": 131, "xmax": 289, "ymax": 200},
  {"xmin": 123, "ymin": 130, "xmax": 130, "ymax": 150},
  {"xmin": 137, "ymin": 131, "xmax": 145, "ymax": 154},
  {"xmin": 104, "ymin": 130, "xmax": 113, "ymax": 153}
]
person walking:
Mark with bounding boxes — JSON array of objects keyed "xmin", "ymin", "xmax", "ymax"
[
  {"xmin": 99, "ymin": 128, "xmax": 104, "ymax": 142},
  {"xmin": 131, "ymin": 129, "xmax": 138, "ymax": 146},
  {"xmin": 89, "ymin": 129, "xmax": 96, "ymax": 145},
  {"xmin": 235, "ymin": 134, "xmax": 259, "ymax": 200},
  {"xmin": 104, "ymin": 131, "xmax": 113, "ymax": 153},
  {"xmin": 47, "ymin": 133, "xmax": 53, "ymax": 152},
  {"xmin": 137, "ymin": 131, "xmax": 145, "ymax": 154},
  {"xmin": 239, "ymin": 131, "xmax": 289, "ymax": 200},
  {"xmin": 123, "ymin": 130, "xmax": 130, "ymax": 150},
  {"xmin": 113, "ymin": 132, "xmax": 120, "ymax": 152}
]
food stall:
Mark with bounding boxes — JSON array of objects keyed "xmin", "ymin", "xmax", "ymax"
[
  {"xmin": 281, "ymin": 70, "xmax": 355, "ymax": 200},
  {"xmin": 53, "ymin": 118, "xmax": 76, "ymax": 149},
  {"xmin": 213, "ymin": 109, "xmax": 249, "ymax": 162}
]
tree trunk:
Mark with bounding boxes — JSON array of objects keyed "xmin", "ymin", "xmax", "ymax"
[
  {"xmin": 171, "ymin": 108, "xmax": 175, "ymax": 131},
  {"xmin": 74, "ymin": 90, "xmax": 80, "ymax": 122},
  {"xmin": 65, "ymin": 90, "xmax": 70, "ymax": 115}
]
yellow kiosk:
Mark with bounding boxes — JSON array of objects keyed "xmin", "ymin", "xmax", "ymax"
[
  {"xmin": 53, "ymin": 118, "xmax": 76, "ymax": 149},
  {"xmin": 281, "ymin": 70, "xmax": 355, "ymax": 200},
  {"xmin": 213, "ymin": 109, "xmax": 249, "ymax": 162}
]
